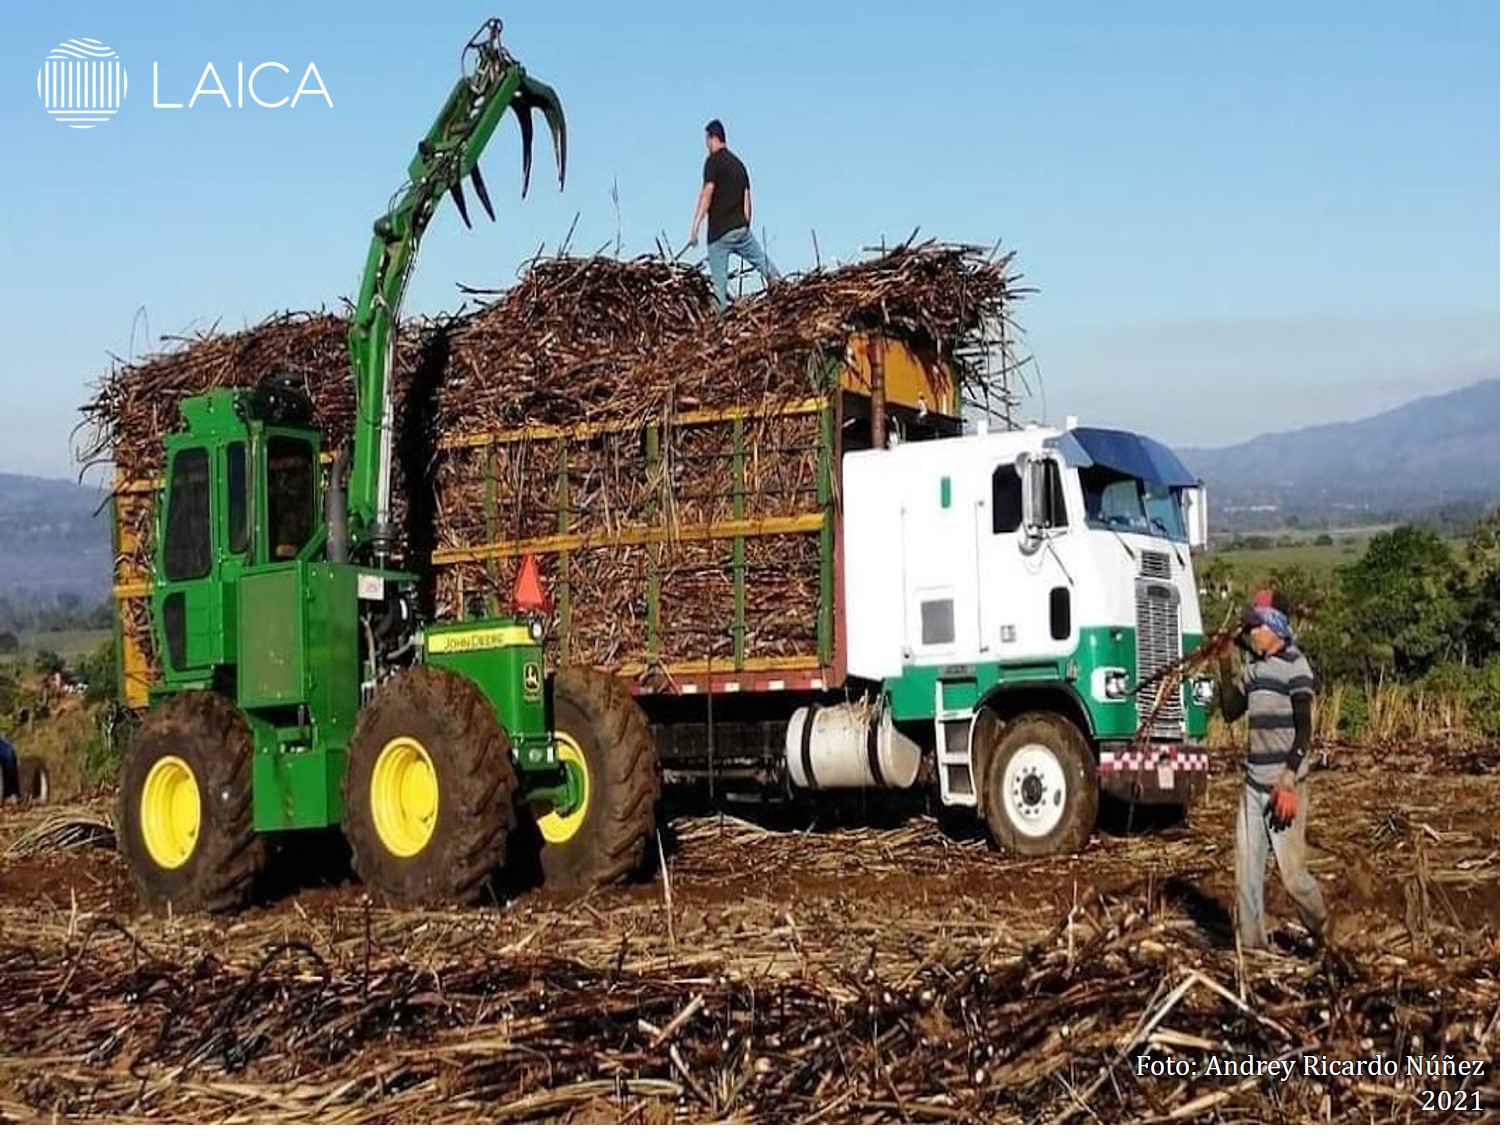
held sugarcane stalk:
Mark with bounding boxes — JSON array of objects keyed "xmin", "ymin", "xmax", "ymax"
[{"xmin": 1131, "ymin": 620, "xmax": 1241, "ymax": 754}]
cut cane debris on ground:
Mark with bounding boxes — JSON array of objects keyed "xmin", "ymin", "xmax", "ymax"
[{"xmin": 0, "ymin": 757, "xmax": 1496, "ymax": 1124}]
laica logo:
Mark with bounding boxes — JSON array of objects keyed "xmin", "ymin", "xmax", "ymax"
[
  {"xmin": 37, "ymin": 38, "xmax": 126, "ymax": 130},
  {"xmin": 37, "ymin": 40, "xmax": 333, "ymax": 129}
]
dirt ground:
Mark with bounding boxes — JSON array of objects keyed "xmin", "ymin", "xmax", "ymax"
[{"xmin": 0, "ymin": 756, "xmax": 1498, "ymax": 1124}]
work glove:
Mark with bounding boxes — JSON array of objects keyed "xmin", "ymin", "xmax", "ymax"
[{"xmin": 1268, "ymin": 769, "xmax": 1299, "ymax": 831}]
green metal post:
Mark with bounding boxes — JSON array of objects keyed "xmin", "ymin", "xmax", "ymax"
[
  {"xmin": 817, "ymin": 402, "xmax": 834, "ymax": 665},
  {"xmin": 645, "ymin": 424, "xmax": 661, "ymax": 660},
  {"xmin": 732, "ymin": 414, "xmax": 746, "ymax": 669},
  {"xmin": 483, "ymin": 444, "xmax": 500, "ymax": 616},
  {"xmin": 555, "ymin": 442, "xmax": 571, "ymax": 655}
]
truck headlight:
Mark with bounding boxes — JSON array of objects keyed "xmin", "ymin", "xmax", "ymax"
[
  {"xmin": 1104, "ymin": 670, "xmax": 1128, "ymax": 700},
  {"xmin": 526, "ymin": 614, "xmax": 547, "ymax": 643},
  {"xmin": 1192, "ymin": 675, "xmax": 1216, "ymax": 706}
]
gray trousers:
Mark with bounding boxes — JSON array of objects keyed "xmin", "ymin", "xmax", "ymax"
[{"xmin": 1234, "ymin": 779, "xmax": 1328, "ymax": 949}]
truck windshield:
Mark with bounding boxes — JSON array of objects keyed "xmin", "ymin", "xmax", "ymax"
[{"xmin": 1080, "ymin": 466, "xmax": 1187, "ymax": 542}]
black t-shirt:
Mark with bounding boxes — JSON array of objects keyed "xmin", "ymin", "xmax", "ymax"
[{"xmin": 702, "ymin": 148, "xmax": 750, "ymax": 242}]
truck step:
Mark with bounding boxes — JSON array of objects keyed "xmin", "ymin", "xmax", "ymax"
[{"xmin": 934, "ymin": 714, "xmax": 977, "ymax": 808}]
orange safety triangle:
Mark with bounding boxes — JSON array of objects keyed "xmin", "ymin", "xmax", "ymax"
[{"xmin": 513, "ymin": 553, "xmax": 550, "ymax": 613}]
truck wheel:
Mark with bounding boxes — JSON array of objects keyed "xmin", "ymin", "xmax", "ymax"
[
  {"xmin": 534, "ymin": 667, "xmax": 659, "ymax": 892},
  {"xmin": 15, "ymin": 757, "xmax": 49, "ymax": 804},
  {"xmin": 118, "ymin": 692, "xmax": 265, "ymax": 914},
  {"xmin": 981, "ymin": 712, "xmax": 1097, "ymax": 856},
  {"xmin": 343, "ymin": 666, "xmax": 516, "ymax": 906}
]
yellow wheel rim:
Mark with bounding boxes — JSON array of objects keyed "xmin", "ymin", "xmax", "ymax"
[
  {"xmin": 535, "ymin": 732, "xmax": 591, "ymax": 845},
  {"xmin": 140, "ymin": 755, "xmax": 201, "ymax": 870},
  {"xmin": 370, "ymin": 736, "xmax": 440, "ymax": 858}
]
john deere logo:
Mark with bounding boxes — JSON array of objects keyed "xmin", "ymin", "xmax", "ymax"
[
  {"xmin": 523, "ymin": 662, "xmax": 542, "ymax": 700},
  {"xmin": 38, "ymin": 38, "xmax": 126, "ymax": 129}
]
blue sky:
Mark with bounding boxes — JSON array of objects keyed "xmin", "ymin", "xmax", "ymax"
[{"xmin": 0, "ymin": 0, "xmax": 1497, "ymax": 480}]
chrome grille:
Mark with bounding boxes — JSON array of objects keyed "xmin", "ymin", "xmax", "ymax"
[
  {"xmin": 1140, "ymin": 550, "xmax": 1172, "ymax": 580},
  {"xmin": 1135, "ymin": 579, "xmax": 1184, "ymax": 736}
]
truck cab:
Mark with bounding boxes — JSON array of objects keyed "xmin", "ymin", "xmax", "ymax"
[{"xmin": 842, "ymin": 418, "xmax": 1213, "ymax": 852}]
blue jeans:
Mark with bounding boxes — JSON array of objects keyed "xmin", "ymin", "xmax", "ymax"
[{"xmin": 707, "ymin": 226, "xmax": 778, "ymax": 311}]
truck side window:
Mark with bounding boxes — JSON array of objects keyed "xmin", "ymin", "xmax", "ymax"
[
  {"xmin": 164, "ymin": 448, "xmax": 212, "ymax": 581},
  {"xmin": 267, "ymin": 436, "xmax": 317, "ymax": 562},
  {"xmin": 227, "ymin": 442, "xmax": 249, "ymax": 555},
  {"xmin": 992, "ymin": 465, "xmax": 1023, "ymax": 533}
]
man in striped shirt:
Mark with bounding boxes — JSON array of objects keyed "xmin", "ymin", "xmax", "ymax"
[{"xmin": 1218, "ymin": 589, "xmax": 1330, "ymax": 951}]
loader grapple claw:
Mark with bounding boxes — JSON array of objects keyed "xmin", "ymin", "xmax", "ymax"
[
  {"xmin": 449, "ymin": 181, "xmax": 472, "ymax": 228},
  {"xmin": 511, "ymin": 97, "xmax": 535, "ymax": 198},
  {"xmin": 515, "ymin": 76, "xmax": 568, "ymax": 194},
  {"xmin": 471, "ymin": 165, "xmax": 496, "ymax": 222}
]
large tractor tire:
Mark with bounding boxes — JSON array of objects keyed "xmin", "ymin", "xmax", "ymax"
[
  {"xmin": 980, "ymin": 712, "xmax": 1097, "ymax": 857},
  {"xmin": 343, "ymin": 666, "xmax": 516, "ymax": 906},
  {"xmin": 533, "ymin": 667, "xmax": 659, "ymax": 892},
  {"xmin": 118, "ymin": 692, "xmax": 265, "ymax": 914}
]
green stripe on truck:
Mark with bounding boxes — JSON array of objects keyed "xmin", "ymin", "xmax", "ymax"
[{"xmin": 882, "ymin": 625, "xmax": 1142, "ymax": 739}]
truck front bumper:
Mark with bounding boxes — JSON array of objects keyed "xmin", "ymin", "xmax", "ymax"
[{"xmin": 1097, "ymin": 744, "xmax": 1209, "ymax": 805}]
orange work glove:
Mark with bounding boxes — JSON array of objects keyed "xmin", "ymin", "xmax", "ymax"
[{"xmin": 1268, "ymin": 770, "xmax": 1299, "ymax": 830}]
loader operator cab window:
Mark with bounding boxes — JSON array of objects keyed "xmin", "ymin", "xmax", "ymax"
[
  {"xmin": 226, "ymin": 442, "xmax": 249, "ymax": 555},
  {"xmin": 266, "ymin": 436, "xmax": 317, "ymax": 562},
  {"xmin": 164, "ymin": 448, "xmax": 212, "ymax": 581}
]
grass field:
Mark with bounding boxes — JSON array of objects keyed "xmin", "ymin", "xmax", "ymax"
[
  {"xmin": 1213, "ymin": 541, "xmax": 1360, "ymax": 577},
  {"xmin": 1207, "ymin": 529, "xmax": 1469, "ymax": 581}
]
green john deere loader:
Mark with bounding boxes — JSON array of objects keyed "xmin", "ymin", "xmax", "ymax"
[{"xmin": 117, "ymin": 18, "xmax": 659, "ymax": 913}]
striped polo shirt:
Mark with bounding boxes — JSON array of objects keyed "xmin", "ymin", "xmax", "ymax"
[{"xmin": 1242, "ymin": 644, "xmax": 1316, "ymax": 789}]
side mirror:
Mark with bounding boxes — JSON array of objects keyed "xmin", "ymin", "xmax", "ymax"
[
  {"xmin": 1016, "ymin": 453, "xmax": 1049, "ymax": 549},
  {"xmin": 1184, "ymin": 482, "xmax": 1209, "ymax": 551}
]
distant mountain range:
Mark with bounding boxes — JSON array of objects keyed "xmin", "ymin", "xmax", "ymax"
[
  {"xmin": 0, "ymin": 474, "xmax": 113, "ymax": 609},
  {"xmin": 1176, "ymin": 379, "xmax": 1499, "ymax": 527}
]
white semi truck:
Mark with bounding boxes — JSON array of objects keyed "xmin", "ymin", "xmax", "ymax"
[
  {"xmin": 415, "ymin": 332, "xmax": 1217, "ymax": 856},
  {"xmin": 829, "ymin": 417, "xmax": 1214, "ymax": 853}
]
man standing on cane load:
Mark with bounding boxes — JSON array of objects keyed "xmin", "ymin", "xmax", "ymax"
[
  {"xmin": 1217, "ymin": 588, "xmax": 1332, "ymax": 952},
  {"xmin": 688, "ymin": 118, "xmax": 779, "ymax": 311}
]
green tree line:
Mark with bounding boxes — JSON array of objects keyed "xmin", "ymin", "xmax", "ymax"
[{"xmin": 1198, "ymin": 513, "xmax": 1499, "ymax": 742}]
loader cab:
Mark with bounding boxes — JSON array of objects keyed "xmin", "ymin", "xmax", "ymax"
[{"xmin": 153, "ymin": 382, "xmax": 323, "ymax": 687}]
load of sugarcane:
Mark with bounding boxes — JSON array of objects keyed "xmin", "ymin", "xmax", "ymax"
[{"xmin": 80, "ymin": 240, "xmax": 1022, "ymax": 682}]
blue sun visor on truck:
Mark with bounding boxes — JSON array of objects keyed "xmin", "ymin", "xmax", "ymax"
[{"xmin": 1048, "ymin": 427, "xmax": 1200, "ymax": 488}]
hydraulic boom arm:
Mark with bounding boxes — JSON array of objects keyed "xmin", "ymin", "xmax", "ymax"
[{"xmin": 345, "ymin": 17, "xmax": 566, "ymax": 559}]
